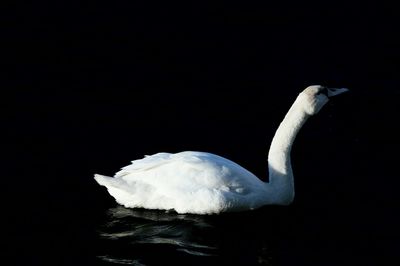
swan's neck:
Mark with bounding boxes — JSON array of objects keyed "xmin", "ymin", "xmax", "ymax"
[{"xmin": 266, "ymin": 97, "xmax": 310, "ymax": 204}]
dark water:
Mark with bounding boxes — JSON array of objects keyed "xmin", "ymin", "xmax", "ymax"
[
  {"xmin": 5, "ymin": 87, "xmax": 400, "ymax": 265},
  {"xmin": 12, "ymin": 172, "xmax": 398, "ymax": 266},
  {"xmin": 20, "ymin": 194, "xmax": 396, "ymax": 266},
  {"xmin": 89, "ymin": 200, "xmax": 397, "ymax": 266},
  {"xmin": 4, "ymin": 2, "xmax": 400, "ymax": 265},
  {"xmin": 95, "ymin": 206, "xmax": 271, "ymax": 265},
  {"xmin": 5, "ymin": 90, "xmax": 400, "ymax": 265},
  {"xmin": 96, "ymin": 206, "xmax": 288, "ymax": 265}
]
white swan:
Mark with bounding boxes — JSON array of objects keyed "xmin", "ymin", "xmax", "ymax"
[{"xmin": 95, "ymin": 85, "xmax": 348, "ymax": 214}]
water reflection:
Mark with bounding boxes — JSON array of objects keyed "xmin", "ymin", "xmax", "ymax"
[{"xmin": 96, "ymin": 206, "xmax": 277, "ymax": 265}]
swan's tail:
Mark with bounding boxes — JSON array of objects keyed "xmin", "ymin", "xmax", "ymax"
[
  {"xmin": 94, "ymin": 174, "xmax": 134, "ymax": 207},
  {"xmin": 94, "ymin": 174, "xmax": 116, "ymax": 188}
]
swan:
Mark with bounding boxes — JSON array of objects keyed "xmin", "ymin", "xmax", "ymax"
[{"xmin": 95, "ymin": 85, "xmax": 348, "ymax": 214}]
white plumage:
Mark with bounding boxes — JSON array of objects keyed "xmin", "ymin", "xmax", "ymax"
[
  {"xmin": 95, "ymin": 152, "xmax": 268, "ymax": 214},
  {"xmin": 95, "ymin": 85, "xmax": 348, "ymax": 214}
]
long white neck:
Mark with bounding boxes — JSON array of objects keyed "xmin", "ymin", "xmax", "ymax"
[{"xmin": 266, "ymin": 96, "xmax": 310, "ymax": 204}]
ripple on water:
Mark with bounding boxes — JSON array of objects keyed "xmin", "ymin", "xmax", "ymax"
[
  {"xmin": 95, "ymin": 206, "xmax": 278, "ymax": 265},
  {"xmin": 97, "ymin": 255, "xmax": 145, "ymax": 266},
  {"xmin": 96, "ymin": 206, "xmax": 220, "ymax": 265}
]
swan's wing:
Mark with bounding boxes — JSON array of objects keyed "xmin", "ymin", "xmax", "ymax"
[
  {"xmin": 115, "ymin": 151, "xmax": 259, "ymax": 188},
  {"xmin": 115, "ymin": 152, "xmax": 173, "ymax": 177}
]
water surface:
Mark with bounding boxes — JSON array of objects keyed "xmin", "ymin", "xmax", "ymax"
[{"xmin": 94, "ymin": 206, "xmax": 281, "ymax": 265}]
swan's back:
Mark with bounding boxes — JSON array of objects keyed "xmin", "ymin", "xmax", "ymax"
[{"xmin": 95, "ymin": 151, "xmax": 268, "ymax": 214}]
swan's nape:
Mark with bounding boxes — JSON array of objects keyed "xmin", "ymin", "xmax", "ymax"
[{"xmin": 95, "ymin": 85, "xmax": 348, "ymax": 214}]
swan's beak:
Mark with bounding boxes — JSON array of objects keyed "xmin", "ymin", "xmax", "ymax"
[{"xmin": 327, "ymin": 88, "xmax": 349, "ymax": 97}]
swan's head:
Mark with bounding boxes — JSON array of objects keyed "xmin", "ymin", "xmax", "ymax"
[{"xmin": 299, "ymin": 85, "xmax": 348, "ymax": 115}]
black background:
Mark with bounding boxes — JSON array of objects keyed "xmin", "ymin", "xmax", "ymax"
[{"xmin": 2, "ymin": 1, "xmax": 400, "ymax": 265}]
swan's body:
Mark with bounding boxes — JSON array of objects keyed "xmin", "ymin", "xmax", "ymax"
[
  {"xmin": 95, "ymin": 86, "xmax": 348, "ymax": 214},
  {"xmin": 96, "ymin": 151, "xmax": 272, "ymax": 214}
]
